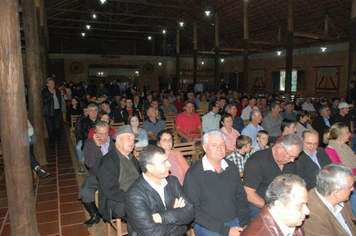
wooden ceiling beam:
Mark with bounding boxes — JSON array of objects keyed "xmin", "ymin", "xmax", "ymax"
[
  {"xmin": 220, "ymin": 47, "xmax": 266, "ymax": 52},
  {"xmin": 48, "ymin": 25, "xmax": 162, "ymax": 34},
  {"xmin": 47, "ymin": 17, "xmax": 167, "ymax": 28},
  {"xmin": 47, "ymin": 8, "xmax": 180, "ymax": 20},
  {"xmin": 249, "ymin": 40, "xmax": 276, "ymax": 45},
  {"xmin": 293, "ymin": 32, "xmax": 334, "ymax": 40}
]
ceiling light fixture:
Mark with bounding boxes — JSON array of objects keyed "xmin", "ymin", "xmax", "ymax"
[
  {"xmin": 81, "ymin": 32, "xmax": 85, "ymax": 37},
  {"xmin": 221, "ymin": 58, "xmax": 224, "ymax": 62},
  {"xmin": 148, "ymin": 36, "xmax": 152, "ymax": 40},
  {"xmin": 93, "ymin": 14, "xmax": 96, "ymax": 18},
  {"xmin": 277, "ymin": 51, "xmax": 282, "ymax": 56},
  {"xmin": 179, "ymin": 22, "xmax": 184, "ymax": 27},
  {"xmin": 158, "ymin": 62, "xmax": 162, "ymax": 66},
  {"xmin": 162, "ymin": 30, "xmax": 166, "ymax": 34},
  {"xmin": 100, "ymin": 0, "xmax": 106, "ymax": 3},
  {"xmin": 86, "ymin": 25, "xmax": 91, "ymax": 29},
  {"xmin": 321, "ymin": 47, "xmax": 327, "ymax": 52},
  {"xmin": 205, "ymin": 10, "xmax": 211, "ymax": 16},
  {"xmin": 201, "ymin": 61, "xmax": 205, "ymax": 65}
]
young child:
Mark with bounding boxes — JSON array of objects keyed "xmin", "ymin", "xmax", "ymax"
[
  {"xmin": 250, "ymin": 130, "xmax": 269, "ymax": 155},
  {"xmin": 225, "ymin": 135, "xmax": 252, "ymax": 173}
]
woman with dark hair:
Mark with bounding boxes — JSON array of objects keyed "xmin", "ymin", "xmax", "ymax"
[
  {"xmin": 294, "ymin": 97, "xmax": 302, "ymax": 112},
  {"xmin": 128, "ymin": 114, "xmax": 148, "ymax": 148},
  {"xmin": 295, "ymin": 110, "xmax": 314, "ymax": 138},
  {"xmin": 87, "ymin": 112, "xmax": 115, "ymax": 138},
  {"xmin": 67, "ymin": 97, "xmax": 83, "ymax": 125},
  {"xmin": 157, "ymin": 129, "xmax": 189, "ymax": 185}
]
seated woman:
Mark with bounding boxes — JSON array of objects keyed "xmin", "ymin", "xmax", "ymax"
[
  {"xmin": 157, "ymin": 129, "xmax": 189, "ymax": 186},
  {"xmin": 87, "ymin": 112, "xmax": 115, "ymax": 139},
  {"xmin": 220, "ymin": 114, "xmax": 240, "ymax": 152},
  {"xmin": 324, "ymin": 122, "xmax": 356, "ymax": 216},
  {"xmin": 67, "ymin": 97, "xmax": 83, "ymax": 126},
  {"xmin": 128, "ymin": 114, "xmax": 148, "ymax": 148},
  {"xmin": 296, "ymin": 110, "xmax": 314, "ymax": 138}
]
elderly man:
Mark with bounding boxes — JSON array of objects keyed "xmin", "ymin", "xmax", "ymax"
[
  {"xmin": 295, "ymin": 130, "xmax": 331, "ymax": 191},
  {"xmin": 42, "ymin": 77, "xmax": 62, "ymax": 150},
  {"xmin": 184, "ymin": 130, "xmax": 251, "ymax": 236},
  {"xmin": 175, "ymin": 101, "xmax": 202, "ymax": 142},
  {"xmin": 303, "ymin": 163, "xmax": 356, "ymax": 235},
  {"xmin": 241, "ymin": 96, "xmax": 259, "ymax": 120},
  {"xmin": 302, "ymin": 96, "xmax": 316, "ymax": 112},
  {"xmin": 125, "ymin": 145, "xmax": 194, "ymax": 235},
  {"xmin": 143, "ymin": 107, "xmax": 166, "ymax": 145},
  {"xmin": 202, "ymin": 101, "xmax": 221, "ymax": 133},
  {"xmin": 311, "ymin": 105, "xmax": 335, "ymax": 147},
  {"xmin": 96, "ymin": 125, "xmax": 141, "ymax": 221},
  {"xmin": 242, "ymin": 174, "xmax": 309, "ymax": 236},
  {"xmin": 244, "ymin": 134, "xmax": 302, "ymax": 219},
  {"xmin": 241, "ymin": 110, "xmax": 264, "ymax": 147},
  {"xmin": 159, "ymin": 97, "xmax": 177, "ymax": 116},
  {"xmin": 263, "ymin": 102, "xmax": 283, "ymax": 143},
  {"xmin": 79, "ymin": 121, "xmax": 115, "ymax": 227}
]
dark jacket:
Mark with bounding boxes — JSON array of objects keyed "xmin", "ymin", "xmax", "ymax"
[
  {"xmin": 96, "ymin": 148, "xmax": 140, "ymax": 221},
  {"xmin": 121, "ymin": 108, "xmax": 142, "ymax": 124},
  {"xmin": 296, "ymin": 148, "xmax": 331, "ymax": 191},
  {"xmin": 233, "ymin": 116, "xmax": 245, "ymax": 134},
  {"xmin": 83, "ymin": 136, "xmax": 115, "ymax": 176},
  {"xmin": 125, "ymin": 175, "xmax": 195, "ymax": 236},
  {"xmin": 311, "ymin": 115, "xmax": 335, "ymax": 147},
  {"xmin": 241, "ymin": 206, "xmax": 305, "ymax": 236},
  {"xmin": 74, "ymin": 114, "xmax": 87, "ymax": 140},
  {"xmin": 80, "ymin": 117, "xmax": 96, "ymax": 141},
  {"xmin": 42, "ymin": 87, "xmax": 61, "ymax": 116}
]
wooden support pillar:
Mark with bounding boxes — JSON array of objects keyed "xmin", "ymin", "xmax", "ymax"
[
  {"xmin": 0, "ymin": 0, "xmax": 39, "ymax": 235},
  {"xmin": 38, "ymin": 0, "xmax": 49, "ymax": 81},
  {"xmin": 324, "ymin": 15, "xmax": 329, "ymax": 37},
  {"xmin": 348, "ymin": 0, "xmax": 356, "ymax": 84},
  {"xmin": 193, "ymin": 21, "xmax": 198, "ymax": 85},
  {"xmin": 176, "ymin": 28, "xmax": 180, "ymax": 90},
  {"xmin": 23, "ymin": 0, "xmax": 47, "ymax": 165},
  {"xmin": 243, "ymin": 0, "xmax": 249, "ymax": 85},
  {"xmin": 285, "ymin": 0, "xmax": 294, "ymax": 95},
  {"xmin": 214, "ymin": 13, "xmax": 220, "ymax": 89}
]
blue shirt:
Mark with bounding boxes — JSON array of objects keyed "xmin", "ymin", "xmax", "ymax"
[
  {"xmin": 241, "ymin": 122, "xmax": 264, "ymax": 147},
  {"xmin": 283, "ymin": 110, "xmax": 297, "ymax": 121},
  {"xmin": 143, "ymin": 118, "xmax": 166, "ymax": 140},
  {"xmin": 304, "ymin": 150, "xmax": 321, "ymax": 169}
]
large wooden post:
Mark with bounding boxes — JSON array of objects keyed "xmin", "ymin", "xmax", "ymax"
[
  {"xmin": 176, "ymin": 28, "xmax": 180, "ymax": 90},
  {"xmin": 214, "ymin": 13, "xmax": 220, "ymax": 89},
  {"xmin": 39, "ymin": 0, "xmax": 49, "ymax": 80},
  {"xmin": 243, "ymin": 0, "xmax": 249, "ymax": 87},
  {"xmin": 285, "ymin": 0, "xmax": 294, "ymax": 94},
  {"xmin": 0, "ymin": 0, "xmax": 39, "ymax": 235},
  {"xmin": 348, "ymin": 0, "xmax": 356, "ymax": 84},
  {"xmin": 193, "ymin": 22, "xmax": 198, "ymax": 85},
  {"xmin": 23, "ymin": 0, "xmax": 47, "ymax": 165}
]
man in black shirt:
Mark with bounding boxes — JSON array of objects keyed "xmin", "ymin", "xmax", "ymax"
[
  {"xmin": 184, "ymin": 130, "xmax": 250, "ymax": 236},
  {"xmin": 243, "ymin": 134, "xmax": 302, "ymax": 220}
]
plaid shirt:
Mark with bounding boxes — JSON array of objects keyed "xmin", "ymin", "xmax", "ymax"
[{"xmin": 225, "ymin": 150, "xmax": 250, "ymax": 173}]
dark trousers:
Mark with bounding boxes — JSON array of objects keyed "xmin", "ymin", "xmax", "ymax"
[
  {"xmin": 44, "ymin": 109, "xmax": 61, "ymax": 148},
  {"xmin": 30, "ymin": 144, "xmax": 39, "ymax": 170}
]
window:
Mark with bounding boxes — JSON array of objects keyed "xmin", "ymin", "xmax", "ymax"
[{"xmin": 279, "ymin": 70, "xmax": 298, "ymax": 92}]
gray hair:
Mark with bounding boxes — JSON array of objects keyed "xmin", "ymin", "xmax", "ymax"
[
  {"xmin": 88, "ymin": 103, "xmax": 98, "ymax": 110},
  {"xmin": 318, "ymin": 105, "xmax": 329, "ymax": 113},
  {"xmin": 316, "ymin": 163, "xmax": 353, "ymax": 196},
  {"xmin": 270, "ymin": 101, "xmax": 280, "ymax": 110},
  {"xmin": 301, "ymin": 130, "xmax": 319, "ymax": 139},
  {"xmin": 250, "ymin": 110, "xmax": 261, "ymax": 120},
  {"xmin": 224, "ymin": 104, "xmax": 235, "ymax": 113},
  {"xmin": 46, "ymin": 77, "xmax": 54, "ymax": 84},
  {"xmin": 139, "ymin": 145, "xmax": 166, "ymax": 173},
  {"xmin": 275, "ymin": 134, "xmax": 303, "ymax": 153},
  {"xmin": 203, "ymin": 130, "xmax": 226, "ymax": 146},
  {"xmin": 265, "ymin": 174, "xmax": 306, "ymax": 208},
  {"xmin": 94, "ymin": 121, "xmax": 109, "ymax": 133}
]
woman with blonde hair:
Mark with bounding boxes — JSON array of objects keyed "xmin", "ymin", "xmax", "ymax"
[{"xmin": 324, "ymin": 122, "xmax": 356, "ymax": 216}]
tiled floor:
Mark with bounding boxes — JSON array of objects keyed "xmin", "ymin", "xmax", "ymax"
[{"xmin": 0, "ymin": 130, "xmax": 90, "ymax": 236}]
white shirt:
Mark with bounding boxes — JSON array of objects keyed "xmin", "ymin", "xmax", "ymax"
[
  {"xmin": 301, "ymin": 102, "xmax": 315, "ymax": 112},
  {"xmin": 202, "ymin": 155, "xmax": 229, "ymax": 173},
  {"xmin": 241, "ymin": 105, "xmax": 259, "ymax": 120},
  {"xmin": 143, "ymin": 173, "xmax": 168, "ymax": 208}
]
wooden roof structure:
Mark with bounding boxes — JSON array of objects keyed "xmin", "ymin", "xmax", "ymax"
[{"xmin": 20, "ymin": 0, "xmax": 353, "ymax": 55}]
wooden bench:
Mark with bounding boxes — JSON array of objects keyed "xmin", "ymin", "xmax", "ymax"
[{"xmin": 173, "ymin": 141, "xmax": 199, "ymax": 165}]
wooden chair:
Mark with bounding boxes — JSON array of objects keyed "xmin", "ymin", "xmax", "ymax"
[
  {"xmin": 94, "ymin": 191, "xmax": 129, "ymax": 236},
  {"xmin": 196, "ymin": 109, "xmax": 205, "ymax": 117},
  {"xmin": 164, "ymin": 119, "xmax": 175, "ymax": 131},
  {"xmin": 243, "ymin": 119, "xmax": 250, "ymax": 126},
  {"xmin": 187, "ymin": 128, "xmax": 203, "ymax": 147},
  {"xmin": 111, "ymin": 122, "xmax": 125, "ymax": 130},
  {"xmin": 173, "ymin": 141, "xmax": 198, "ymax": 164},
  {"xmin": 165, "ymin": 114, "xmax": 177, "ymax": 120},
  {"xmin": 70, "ymin": 115, "xmax": 79, "ymax": 145}
]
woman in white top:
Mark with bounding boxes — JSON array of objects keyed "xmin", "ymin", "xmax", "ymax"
[{"xmin": 296, "ymin": 110, "xmax": 314, "ymax": 138}]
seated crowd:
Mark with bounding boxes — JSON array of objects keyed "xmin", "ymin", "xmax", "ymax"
[{"xmin": 42, "ymin": 78, "xmax": 356, "ymax": 235}]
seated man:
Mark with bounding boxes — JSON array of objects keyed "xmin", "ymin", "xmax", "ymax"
[
  {"xmin": 125, "ymin": 145, "xmax": 194, "ymax": 235},
  {"xmin": 101, "ymin": 101, "xmax": 115, "ymax": 121},
  {"xmin": 78, "ymin": 121, "xmax": 115, "ymax": 227},
  {"xmin": 175, "ymin": 101, "xmax": 202, "ymax": 142},
  {"xmin": 311, "ymin": 105, "xmax": 335, "ymax": 147},
  {"xmin": 143, "ymin": 107, "xmax": 166, "ymax": 145},
  {"xmin": 263, "ymin": 102, "xmax": 283, "ymax": 143},
  {"xmin": 150, "ymin": 98, "xmax": 166, "ymax": 121},
  {"xmin": 225, "ymin": 104, "xmax": 245, "ymax": 134},
  {"xmin": 202, "ymin": 101, "xmax": 221, "ymax": 133},
  {"xmin": 283, "ymin": 101, "xmax": 297, "ymax": 121},
  {"xmin": 241, "ymin": 110, "xmax": 264, "ymax": 147},
  {"xmin": 226, "ymin": 135, "xmax": 252, "ymax": 173},
  {"xmin": 120, "ymin": 97, "xmax": 142, "ymax": 124},
  {"xmin": 301, "ymin": 96, "xmax": 316, "ymax": 112},
  {"xmin": 96, "ymin": 125, "xmax": 140, "ymax": 221},
  {"xmin": 159, "ymin": 97, "xmax": 177, "ymax": 116},
  {"xmin": 244, "ymin": 134, "xmax": 302, "ymax": 219},
  {"xmin": 303, "ymin": 163, "xmax": 356, "ymax": 235},
  {"xmin": 184, "ymin": 130, "xmax": 251, "ymax": 236},
  {"xmin": 296, "ymin": 130, "xmax": 331, "ymax": 191},
  {"xmin": 242, "ymin": 174, "xmax": 309, "ymax": 236},
  {"xmin": 241, "ymin": 96, "xmax": 259, "ymax": 120},
  {"xmin": 275, "ymin": 119, "xmax": 297, "ymax": 143}
]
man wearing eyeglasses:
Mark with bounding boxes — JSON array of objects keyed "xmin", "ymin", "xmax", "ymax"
[
  {"xmin": 295, "ymin": 130, "xmax": 332, "ymax": 191},
  {"xmin": 243, "ymin": 134, "xmax": 302, "ymax": 220}
]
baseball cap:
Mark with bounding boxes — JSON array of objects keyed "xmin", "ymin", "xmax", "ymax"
[{"xmin": 338, "ymin": 102, "xmax": 352, "ymax": 109}]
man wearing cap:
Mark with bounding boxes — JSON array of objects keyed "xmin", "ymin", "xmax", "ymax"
[
  {"xmin": 335, "ymin": 102, "xmax": 353, "ymax": 129},
  {"xmin": 330, "ymin": 97, "xmax": 340, "ymax": 118},
  {"xmin": 314, "ymin": 97, "xmax": 328, "ymax": 114},
  {"xmin": 96, "ymin": 125, "xmax": 140, "ymax": 221},
  {"xmin": 283, "ymin": 101, "xmax": 297, "ymax": 121}
]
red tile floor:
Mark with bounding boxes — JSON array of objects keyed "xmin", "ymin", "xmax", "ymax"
[{"xmin": 0, "ymin": 132, "xmax": 90, "ymax": 236}]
